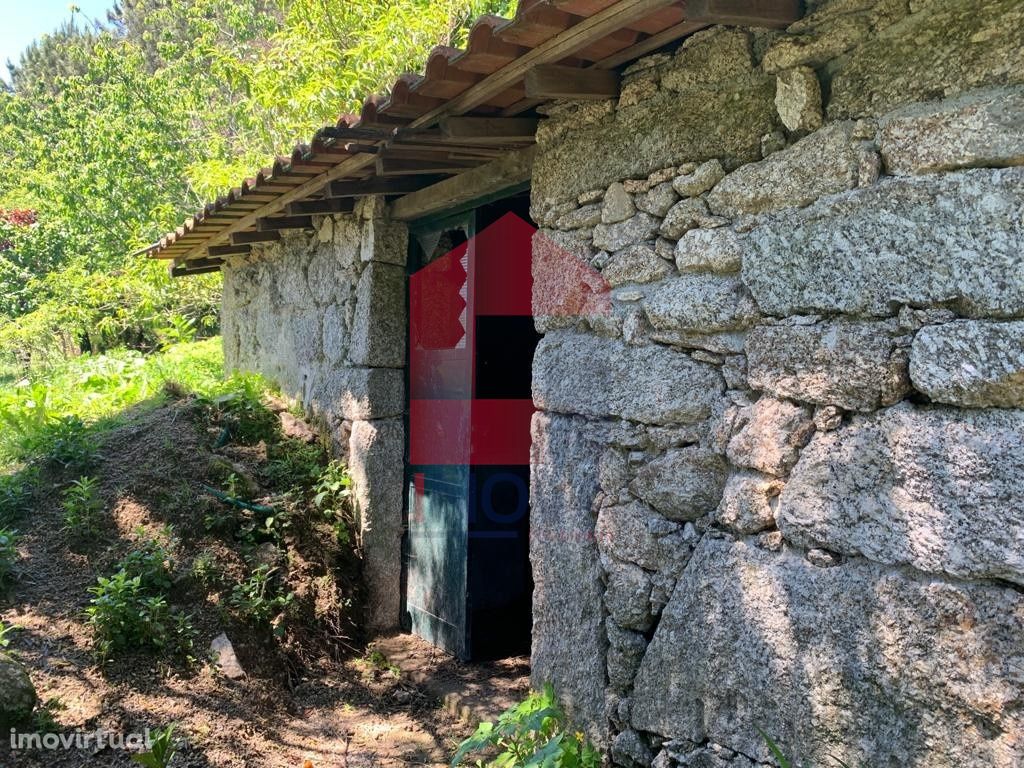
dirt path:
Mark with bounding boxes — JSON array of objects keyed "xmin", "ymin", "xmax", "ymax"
[{"xmin": 0, "ymin": 399, "xmax": 521, "ymax": 768}]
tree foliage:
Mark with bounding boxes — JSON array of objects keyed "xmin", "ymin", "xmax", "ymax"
[{"xmin": 0, "ymin": 0, "xmax": 517, "ymax": 369}]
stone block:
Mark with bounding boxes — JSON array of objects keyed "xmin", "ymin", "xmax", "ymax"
[
  {"xmin": 635, "ymin": 182, "xmax": 679, "ymax": 218},
  {"xmin": 663, "ymin": 28, "xmax": 754, "ymax": 91},
  {"xmin": 630, "ymin": 447, "xmax": 727, "ymax": 521},
  {"xmin": 707, "ymin": 123, "xmax": 859, "ymax": 216},
  {"xmin": 674, "ymin": 227, "xmax": 744, "ymax": 274},
  {"xmin": 602, "ymin": 556, "xmax": 654, "ymax": 632},
  {"xmin": 910, "ymin": 320, "xmax": 1024, "ymax": 407},
  {"xmin": 349, "ymin": 262, "xmax": 406, "ymax": 368},
  {"xmin": 603, "ymin": 244, "xmax": 672, "ymax": 286},
  {"xmin": 659, "ymin": 198, "xmax": 725, "ymax": 240},
  {"xmin": 349, "ymin": 418, "xmax": 405, "ymax": 632},
  {"xmin": 533, "ymin": 332, "xmax": 724, "ymax": 425},
  {"xmin": 671, "ymin": 160, "xmax": 726, "ymax": 198},
  {"xmin": 775, "ymin": 67, "xmax": 823, "ymax": 132},
  {"xmin": 714, "ymin": 470, "xmax": 783, "ymax": 534},
  {"xmin": 631, "ymin": 536, "xmax": 1024, "ymax": 766},
  {"xmin": 746, "ymin": 321, "xmax": 911, "ymax": 411},
  {"xmin": 360, "ymin": 216, "xmax": 408, "ymax": 266},
  {"xmin": 879, "ymin": 86, "xmax": 1024, "ymax": 175},
  {"xmin": 726, "ymin": 397, "xmax": 815, "ymax": 476},
  {"xmin": 742, "ymin": 168, "xmax": 1024, "ymax": 318},
  {"xmin": 644, "ymin": 275, "xmax": 760, "ymax": 335},
  {"xmin": 779, "ymin": 402, "xmax": 1024, "ymax": 585},
  {"xmin": 828, "ymin": 0, "xmax": 1024, "ymax": 119},
  {"xmin": 596, "ymin": 501, "xmax": 682, "ymax": 571},
  {"xmin": 530, "ymin": 413, "xmax": 608, "ymax": 744},
  {"xmin": 602, "ymin": 182, "xmax": 636, "ymax": 224},
  {"xmin": 594, "ymin": 213, "xmax": 661, "ymax": 252},
  {"xmin": 762, "ymin": 12, "xmax": 872, "ymax": 73},
  {"xmin": 606, "ymin": 622, "xmax": 648, "ymax": 693}
]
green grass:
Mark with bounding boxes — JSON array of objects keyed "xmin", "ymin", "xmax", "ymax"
[{"xmin": 0, "ymin": 338, "xmax": 225, "ymax": 467}]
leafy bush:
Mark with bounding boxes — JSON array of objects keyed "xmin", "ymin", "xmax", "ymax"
[
  {"xmin": 86, "ymin": 569, "xmax": 194, "ymax": 661},
  {"xmin": 40, "ymin": 415, "xmax": 98, "ymax": 470},
  {"xmin": 0, "ymin": 469, "xmax": 37, "ymax": 525},
  {"xmin": 200, "ymin": 374, "xmax": 279, "ymax": 446},
  {"xmin": 229, "ymin": 564, "xmax": 294, "ymax": 630},
  {"xmin": 62, "ymin": 475, "xmax": 105, "ymax": 537},
  {"xmin": 0, "ymin": 527, "xmax": 19, "ymax": 582},
  {"xmin": 313, "ymin": 460, "xmax": 355, "ymax": 544},
  {"xmin": 451, "ymin": 684, "xmax": 600, "ymax": 768},
  {"xmin": 189, "ymin": 550, "xmax": 221, "ymax": 588},
  {"xmin": 117, "ymin": 532, "xmax": 175, "ymax": 593}
]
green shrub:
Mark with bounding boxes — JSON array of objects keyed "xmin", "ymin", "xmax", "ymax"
[
  {"xmin": 313, "ymin": 460, "xmax": 355, "ymax": 544},
  {"xmin": 117, "ymin": 532, "xmax": 175, "ymax": 593},
  {"xmin": 0, "ymin": 527, "xmax": 19, "ymax": 582},
  {"xmin": 39, "ymin": 415, "xmax": 97, "ymax": 470},
  {"xmin": 62, "ymin": 476, "xmax": 105, "ymax": 537},
  {"xmin": 189, "ymin": 550, "xmax": 221, "ymax": 588},
  {"xmin": 0, "ymin": 469, "xmax": 37, "ymax": 525},
  {"xmin": 451, "ymin": 684, "xmax": 601, "ymax": 768},
  {"xmin": 85, "ymin": 569, "xmax": 194, "ymax": 661},
  {"xmin": 229, "ymin": 564, "xmax": 294, "ymax": 630},
  {"xmin": 199, "ymin": 374, "xmax": 279, "ymax": 446}
]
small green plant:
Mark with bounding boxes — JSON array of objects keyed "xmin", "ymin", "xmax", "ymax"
[
  {"xmin": 158, "ymin": 313, "xmax": 198, "ymax": 348},
  {"xmin": 264, "ymin": 438, "xmax": 325, "ymax": 490},
  {"xmin": 451, "ymin": 684, "xmax": 601, "ymax": 768},
  {"xmin": 313, "ymin": 460, "xmax": 354, "ymax": 544},
  {"xmin": 86, "ymin": 569, "xmax": 195, "ymax": 660},
  {"xmin": 0, "ymin": 619, "xmax": 17, "ymax": 648},
  {"xmin": 229, "ymin": 564, "xmax": 294, "ymax": 630},
  {"xmin": 189, "ymin": 549, "xmax": 221, "ymax": 588},
  {"xmin": 62, "ymin": 476, "xmax": 105, "ymax": 537},
  {"xmin": 118, "ymin": 530, "xmax": 175, "ymax": 592},
  {"xmin": 0, "ymin": 469, "xmax": 37, "ymax": 525},
  {"xmin": 40, "ymin": 415, "xmax": 97, "ymax": 470},
  {"xmin": 132, "ymin": 724, "xmax": 178, "ymax": 768},
  {"xmin": 0, "ymin": 527, "xmax": 19, "ymax": 582},
  {"xmin": 760, "ymin": 731, "xmax": 793, "ymax": 768},
  {"xmin": 199, "ymin": 374, "xmax": 279, "ymax": 446}
]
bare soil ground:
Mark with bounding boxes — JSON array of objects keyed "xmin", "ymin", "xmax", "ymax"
[{"xmin": 0, "ymin": 398, "xmax": 525, "ymax": 768}]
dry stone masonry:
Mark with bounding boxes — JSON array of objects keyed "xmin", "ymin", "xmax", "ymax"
[
  {"xmin": 529, "ymin": 1, "xmax": 1024, "ymax": 765},
  {"xmin": 221, "ymin": 198, "xmax": 407, "ymax": 632}
]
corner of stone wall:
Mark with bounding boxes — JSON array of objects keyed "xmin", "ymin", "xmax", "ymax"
[
  {"xmin": 528, "ymin": 1, "xmax": 1024, "ymax": 765},
  {"xmin": 219, "ymin": 198, "xmax": 410, "ymax": 634}
]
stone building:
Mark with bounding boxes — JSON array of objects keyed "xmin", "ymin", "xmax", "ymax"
[{"xmin": 142, "ymin": 0, "xmax": 1024, "ymax": 764}]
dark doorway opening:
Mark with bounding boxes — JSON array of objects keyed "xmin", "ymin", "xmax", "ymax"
[{"xmin": 403, "ymin": 188, "xmax": 538, "ymax": 662}]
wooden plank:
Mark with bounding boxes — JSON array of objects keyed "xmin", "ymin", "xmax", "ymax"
[
  {"xmin": 328, "ymin": 176, "xmax": 445, "ymax": 197},
  {"xmin": 406, "ymin": 0, "xmax": 676, "ymax": 130},
  {"xmin": 376, "ymin": 157, "xmax": 481, "ymax": 176},
  {"xmin": 684, "ymin": 0, "xmax": 802, "ymax": 28},
  {"xmin": 176, "ymin": 0, "xmax": 677, "ymax": 261},
  {"xmin": 172, "ymin": 263, "xmax": 222, "ymax": 277},
  {"xmin": 287, "ymin": 198, "xmax": 356, "ymax": 215},
  {"xmin": 208, "ymin": 243, "xmax": 253, "ymax": 257},
  {"xmin": 439, "ymin": 116, "xmax": 540, "ymax": 143},
  {"xmin": 595, "ymin": 20, "xmax": 709, "ymax": 68},
  {"xmin": 231, "ymin": 230, "xmax": 281, "ymax": 245},
  {"xmin": 525, "ymin": 64, "xmax": 620, "ymax": 100},
  {"xmin": 390, "ymin": 145, "xmax": 536, "ymax": 222},
  {"xmin": 256, "ymin": 215, "xmax": 314, "ymax": 231}
]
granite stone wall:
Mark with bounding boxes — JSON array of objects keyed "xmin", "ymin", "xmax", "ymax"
[
  {"xmin": 528, "ymin": 1, "xmax": 1024, "ymax": 765},
  {"xmin": 221, "ymin": 197, "xmax": 408, "ymax": 632}
]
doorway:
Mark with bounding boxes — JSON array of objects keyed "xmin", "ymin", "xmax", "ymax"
[{"xmin": 403, "ymin": 189, "xmax": 538, "ymax": 661}]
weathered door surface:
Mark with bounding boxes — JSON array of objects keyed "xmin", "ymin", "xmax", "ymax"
[{"xmin": 405, "ymin": 194, "xmax": 537, "ymax": 660}]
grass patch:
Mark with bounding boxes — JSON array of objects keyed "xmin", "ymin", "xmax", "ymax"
[{"xmin": 0, "ymin": 338, "xmax": 224, "ymax": 467}]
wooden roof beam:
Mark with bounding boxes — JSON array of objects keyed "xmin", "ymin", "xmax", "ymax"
[
  {"xmin": 327, "ymin": 176, "xmax": 446, "ymax": 198},
  {"xmin": 208, "ymin": 243, "xmax": 252, "ymax": 257},
  {"xmin": 231, "ymin": 230, "xmax": 281, "ymax": 245},
  {"xmin": 525, "ymin": 64, "xmax": 620, "ymax": 100},
  {"xmin": 438, "ymin": 116, "xmax": 540, "ymax": 143},
  {"xmin": 256, "ymin": 215, "xmax": 314, "ymax": 231},
  {"xmin": 685, "ymin": 0, "xmax": 802, "ymax": 28},
  {"xmin": 287, "ymin": 198, "xmax": 356, "ymax": 215}
]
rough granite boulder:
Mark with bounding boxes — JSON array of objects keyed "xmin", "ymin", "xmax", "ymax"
[
  {"xmin": 726, "ymin": 397, "xmax": 815, "ymax": 476},
  {"xmin": 827, "ymin": 0, "xmax": 1024, "ymax": 119},
  {"xmin": 533, "ymin": 332, "xmax": 723, "ymax": 425},
  {"xmin": 742, "ymin": 167, "xmax": 1024, "ymax": 318},
  {"xmin": 0, "ymin": 652, "xmax": 36, "ymax": 727},
  {"xmin": 603, "ymin": 244, "xmax": 673, "ymax": 286},
  {"xmin": 644, "ymin": 275, "xmax": 760, "ymax": 335},
  {"xmin": 910, "ymin": 320, "xmax": 1024, "ymax": 408},
  {"xmin": 714, "ymin": 470, "xmax": 784, "ymax": 534},
  {"xmin": 602, "ymin": 555, "xmax": 655, "ymax": 632},
  {"xmin": 530, "ymin": 413, "xmax": 608, "ymax": 744},
  {"xmin": 631, "ymin": 536, "xmax": 1024, "ymax": 767},
  {"xmin": 775, "ymin": 67, "xmax": 823, "ymax": 133},
  {"xmin": 674, "ymin": 227, "xmax": 744, "ymax": 274},
  {"xmin": 707, "ymin": 123, "xmax": 859, "ymax": 216},
  {"xmin": 778, "ymin": 402, "xmax": 1024, "ymax": 585},
  {"xmin": 745, "ymin": 321, "xmax": 911, "ymax": 411},
  {"xmin": 630, "ymin": 447, "xmax": 727, "ymax": 521},
  {"xmin": 879, "ymin": 86, "xmax": 1024, "ymax": 175}
]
